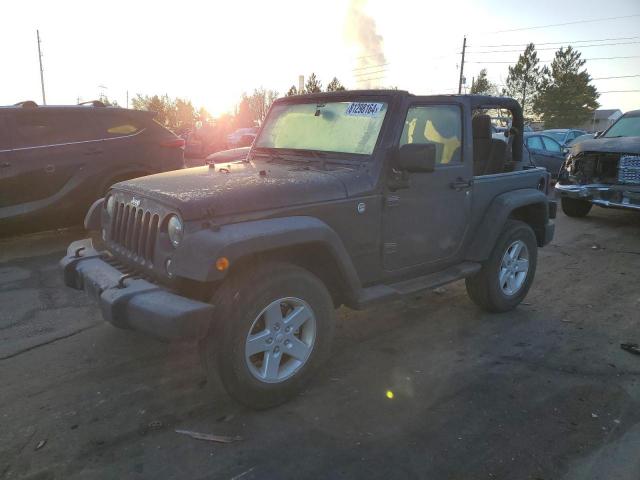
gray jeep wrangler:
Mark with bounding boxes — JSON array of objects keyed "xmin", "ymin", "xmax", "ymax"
[{"xmin": 61, "ymin": 91, "xmax": 555, "ymax": 408}]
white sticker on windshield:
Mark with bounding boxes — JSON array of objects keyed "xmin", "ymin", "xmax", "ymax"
[{"xmin": 345, "ymin": 102, "xmax": 384, "ymax": 117}]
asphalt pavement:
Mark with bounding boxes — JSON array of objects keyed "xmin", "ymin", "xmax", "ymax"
[{"xmin": 1, "ymin": 207, "xmax": 639, "ymax": 480}]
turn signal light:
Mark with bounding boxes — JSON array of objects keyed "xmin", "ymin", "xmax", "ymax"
[{"xmin": 215, "ymin": 257, "xmax": 230, "ymax": 271}]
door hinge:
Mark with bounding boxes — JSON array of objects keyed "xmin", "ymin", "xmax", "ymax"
[
  {"xmin": 385, "ymin": 195, "xmax": 400, "ymax": 208},
  {"xmin": 383, "ymin": 242, "xmax": 398, "ymax": 255}
]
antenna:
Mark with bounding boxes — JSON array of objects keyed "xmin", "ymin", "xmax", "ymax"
[{"xmin": 37, "ymin": 30, "xmax": 46, "ymax": 105}]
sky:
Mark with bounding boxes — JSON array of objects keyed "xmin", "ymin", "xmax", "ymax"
[{"xmin": 1, "ymin": 0, "xmax": 639, "ymax": 116}]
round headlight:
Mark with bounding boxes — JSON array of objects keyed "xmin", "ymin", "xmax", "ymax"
[
  {"xmin": 167, "ymin": 215, "xmax": 183, "ymax": 247},
  {"xmin": 106, "ymin": 195, "xmax": 116, "ymax": 216}
]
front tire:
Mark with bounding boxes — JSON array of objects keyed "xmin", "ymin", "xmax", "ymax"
[
  {"xmin": 466, "ymin": 220, "xmax": 538, "ymax": 313},
  {"xmin": 561, "ymin": 197, "xmax": 592, "ymax": 217},
  {"xmin": 202, "ymin": 262, "xmax": 335, "ymax": 409}
]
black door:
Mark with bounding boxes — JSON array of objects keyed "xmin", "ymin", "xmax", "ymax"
[
  {"xmin": 2, "ymin": 109, "xmax": 104, "ymax": 210},
  {"xmin": 527, "ymin": 135, "xmax": 564, "ymax": 177},
  {"xmin": 382, "ymin": 103, "xmax": 472, "ymax": 271}
]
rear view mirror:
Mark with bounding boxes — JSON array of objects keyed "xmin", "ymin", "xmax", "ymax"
[{"xmin": 395, "ymin": 144, "xmax": 436, "ymax": 173}]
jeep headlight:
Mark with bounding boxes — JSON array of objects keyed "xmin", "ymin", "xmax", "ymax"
[
  {"xmin": 167, "ymin": 215, "xmax": 183, "ymax": 247},
  {"xmin": 106, "ymin": 195, "xmax": 116, "ymax": 216}
]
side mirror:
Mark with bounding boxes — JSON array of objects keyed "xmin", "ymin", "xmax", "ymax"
[
  {"xmin": 395, "ymin": 143, "xmax": 436, "ymax": 173},
  {"xmin": 594, "ymin": 131, "xmax": 603, "ymax": 138},
  {"xmin": 562, "ymin": 147, "xmax": 569, "ymax": 155}
]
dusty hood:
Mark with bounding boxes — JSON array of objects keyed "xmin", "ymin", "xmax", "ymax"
[
  {"xmin": 571, "ymin": 136, "xmax": 640, "ymax": 156},
  {"xmin": 113, "ymin": 161, "xmax": 348, "ymax": 220}
]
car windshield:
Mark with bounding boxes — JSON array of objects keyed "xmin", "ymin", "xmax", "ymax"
[
  {"xmin": 255, "ymin": 101, "xmax": 388, "ymax": 155},
  {"xmin": 545, "ymin": 131, "xmax": 566, "ymax": 142},
  {"xmin": 604, "ymin": 115, "xmax": 640, "ymax": 138}
]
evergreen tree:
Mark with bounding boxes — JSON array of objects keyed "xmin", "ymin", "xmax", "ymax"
[
  {"xmin": 503, "ymin": 43, "xmax": 543, "ymax": 118},
  {"xmin": 470, "ymin": 69, "xmax": 495, "ymax": 95},
  {"xmin": 305, "ymin": 73, "xmax": 322, "ymax": 93},
  {"xmin": 286, "ymin": 85, "xmax": 299, "ymax": 96},
  {"xmin": 533, "ymin": 46, "xmax": 599, "ymax": 128},
  {"xmin": 326, "ymin": 77, "xmax": 346, "ymax": 92}
]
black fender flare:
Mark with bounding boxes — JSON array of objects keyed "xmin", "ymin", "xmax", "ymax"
[
  {"xmin": 466, "ymin": 189, "xmax": 550, "ymax": 261},
  {"xmin": 171, "ymin": 216, "xmax": 362, "ymax": 295}
]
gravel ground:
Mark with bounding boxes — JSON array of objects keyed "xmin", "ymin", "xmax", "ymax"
[{"xmin": 1, "ymin": 207, "xmax": 639, "ymax": 480}]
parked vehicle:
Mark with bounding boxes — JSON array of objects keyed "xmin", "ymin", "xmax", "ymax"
[
  {"xmin": 61, "ymin": 91, "xmax": 555, "ymax": 408},
  {"xmin": 570, "ymin": 133, "xmax": 595, "ymax": 146},
  {"xmin": 0, "ymin": 101, "xmax": 185, "ymax": 234},
  {"xmin": 226, "ymin": 127, "xmax": 258, "ymax": 149},
  {"xmin": 556, "ymin": 109, "xmax": 640, "ymax": 216},
  {"xmin": 184, "ymin": 123, "xmax": 226, "ymax": 158},
  {"xmin": 205, "ymin": 146, "xmax": 250, "ymax": 165},
  {"xmin": 524, "ymin": 133, "xmax": 566, "ymax": 177},
  {"xmin": 541, "ymin": 129, "xmax": 587, "ymax": 147}
]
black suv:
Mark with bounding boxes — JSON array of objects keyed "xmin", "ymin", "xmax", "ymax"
[{"xmin": 0, "ymin": 101, "xmax": 185, "ymax": 234}]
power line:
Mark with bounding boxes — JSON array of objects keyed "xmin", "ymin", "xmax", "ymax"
[
  {"xmin": 467, "ymin": 55, "xmax": 640, "ymax": 64},
  {"xmin": 467, "ymin": 40, "xmax": 640, "ymax": 54},
  {"xmin": 480, "ymin": 13, "xmax": 640, "ymax": 34},
  {"xmin": 593, "ymin": 74, "xmax": 640, "ymax": 80},
  {"xmin": 352, "ymin": 62, "xmax": 390, "ymax": 72},
  {"xmin": 353, "ymin": 68, "xmax": 387, "ymax": 77},
  {"xmin": 599, "ymin": 90, "xmax": 640, "ymax": 93},
  {"xmin": 469, "ymin": 35, "xmax": 640, "ymax": 48},
  {"xmin": 355, "ymin": 76, "xmax": 386, "ymax": 83}
]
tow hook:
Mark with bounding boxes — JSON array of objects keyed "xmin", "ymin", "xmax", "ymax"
[
  {"xmin": 117, "ymin": 273, "xmax": 135, "ymax": 289},
  {"xmin": 74, "ymin": 246, "xmax": 86, "ymax": 258}
]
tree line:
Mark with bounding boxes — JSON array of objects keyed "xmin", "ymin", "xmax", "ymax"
[{"xmin": 470, "ymin": 44, "xmax": 599, "ymax": 128}]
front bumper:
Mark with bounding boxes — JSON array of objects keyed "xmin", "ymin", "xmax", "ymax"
[
  {"xmin": 60, "ymin": 239, "xmax": 214, "ymax": 340},
  {"xmin": 555, "ymin": 183, "xmax": 640, "ymax": 211}
]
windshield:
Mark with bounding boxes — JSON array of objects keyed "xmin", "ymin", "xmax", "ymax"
[
  {"xmin": 604, "ymin": 115, "xmax": 640, "ymax": 138},
  {"xmin": 255, "ymin": 101, "xmax": 388, "ymax": 155}
]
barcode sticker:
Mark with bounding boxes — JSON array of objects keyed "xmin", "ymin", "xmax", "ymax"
[{"xmin": 345, "ymin": 102, "xmax": 384, "ymax": 117}]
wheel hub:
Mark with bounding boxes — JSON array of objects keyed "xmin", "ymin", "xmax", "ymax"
[
  {"xmin": 499, "ymin": 240, "xmax": 530, "ymax": 296},
  {"xmin": 244, "ymin": 297, "xmax": 317, "ymax": 384}
]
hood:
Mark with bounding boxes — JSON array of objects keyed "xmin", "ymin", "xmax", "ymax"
[
  {"xmin": 114, "ymin": 160, "xmax": 348, "ymax": 220},
  {"xmin": 570, "ymin": 136, "xmax": 640, "ymax": 156}
]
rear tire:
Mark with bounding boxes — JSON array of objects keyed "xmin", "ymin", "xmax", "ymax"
[
  {"xmin": 201, "ymin": 262, "xmax": 335, "ymax": 409},
  {"xmin": 561, "ymin": 197, "xmax": 592, "ymax": 217},
  {"xmin": 466, "ymin": 220, "xmax": 538, "ymax": 313}
]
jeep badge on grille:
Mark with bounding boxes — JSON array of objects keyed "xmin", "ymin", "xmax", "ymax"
[{"xmin": 130, "ymin": 197, "xmax": 141, "ymax": 207}]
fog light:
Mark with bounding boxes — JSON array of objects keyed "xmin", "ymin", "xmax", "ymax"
[{"xmin": 165, "ymin": 258, "xmax": 174, "ymax": 278}]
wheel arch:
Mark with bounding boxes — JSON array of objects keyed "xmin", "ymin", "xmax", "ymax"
[
  {"xmin": 466, "ymin": 189, "xmax": 550, "ymax": 261},
  {"xmin": 172, "ymin": 216, "xmax": 363, "ymax": 306}
]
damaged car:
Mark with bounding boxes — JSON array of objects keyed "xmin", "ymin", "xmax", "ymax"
[{"xmin": 556, "ymin": 109, "xmax": 640, "ymax": 217}]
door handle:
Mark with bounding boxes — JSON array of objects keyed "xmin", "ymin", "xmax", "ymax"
[
  {"xmin": 450, "ymin": 178, "xmax": 473, "ymax": 190},
  {"xmin": 44, "ymin": 164, "xmax": 55, "ymax": 174},
  {"xmin": 0, "ymin": 161, "xmax": 10, "ymax": 168}
]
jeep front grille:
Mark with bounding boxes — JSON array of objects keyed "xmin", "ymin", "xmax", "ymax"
[
  {"xmin": 109, "ymin": 202, "xmax": 160, "ymax": 262},
  {"xmin": 618, "ymin": 155, "xmax": 640, "ymax": 185}
]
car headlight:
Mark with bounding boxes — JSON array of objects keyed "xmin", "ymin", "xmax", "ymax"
[
  {"xmin": 167, "ymin": 215, "xmax": 183, "ymax": 247},
  {"xmin": 106, "ymin": 195, "xmax": 116, "ymax": 216}
]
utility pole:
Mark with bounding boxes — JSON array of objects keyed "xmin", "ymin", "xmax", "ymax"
[
  {"xmin": 458, "ymin": 36, "xmax": 466, "ymax": 95},
  {"xmin": 126, "ymin": 90, "xmax": 129, "ymax": 109},
  {"xmin": 37, "ymin": 30, "xmax": 46, "ymax": 105}
]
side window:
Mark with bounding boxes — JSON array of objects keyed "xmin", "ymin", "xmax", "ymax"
[
  {"xmin": 542, "ymin": 136, "xmax": 561, "ymax": 152},
  {"xmin": 400, "ymin": 105, "xmax": 462, "ymax": 164},
  {"xmin": 526, "ymin": 136, "xmax": 543, "ymax": 150},
  {"xmin": 97, "ymin": 113, "xmax": 143, "ymax": 138},
  {"xmin": 12, "ymin": 111, "xmax": 95, "ymax": 148}
]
